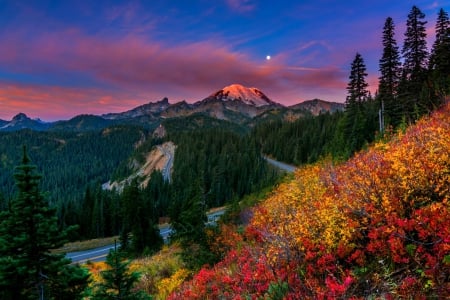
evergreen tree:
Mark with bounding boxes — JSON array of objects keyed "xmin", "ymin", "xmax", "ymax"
[
  {"xmin": 378, "ymin": 17, "xmax": 402, "ymax": 127},
  {"xmin": 80, "ymin": 186, "xmax": 95, "ymax": 238},
  {"xmin": 169, "ymin": 184, "xmax": 214, "ymax": 270},
  {"xmin": 346, "ymin": 53, "xmax": 369, "ymax": 106},
  {"xmin": 92, "ymin": 247, "xmax": 150, "ymax": 300},
  {"xmin": 399, "ymin": 5, "xmax": 429, "ymax": 120},
  {"xmin": 120, "ymin": 179, "xmax": 162, "ymax": 256},
  {"xmin": 0, "ymin": 147, "xmax": 89, "ymax": 299},
  {"xmin": 429, "ymin": 8, "xmax": 450, "ymax": 100},
  {"xmin": 0, "ymin": 192, "xmax": 6, "ymax": 211},
  {"xmin": 344, "ymin": 53, "xmax": 371, "ymax": 154}
]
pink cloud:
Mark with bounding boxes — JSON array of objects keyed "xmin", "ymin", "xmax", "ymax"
[
  {"xmin": 0, "ymin": 82, "xmax": 146, "ymax": 121},
  {"xmin": 0, "ymin": 28, "xmax": 350, "ymax": 120}
]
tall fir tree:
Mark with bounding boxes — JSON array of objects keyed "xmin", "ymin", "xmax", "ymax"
[
  {"xmin": 0, "ymin": 147, "xmax": 89, "ymax": 300},
  {"xmin": 92, "ymin": 247, "xmax": 150, "ymax": 300},
  {"xmin": 399, "ymin": 5, "xmax": 429, "ymax": 121},
  {"xmin": 429, "ymin": 8, "xmax": 450, "ymax": 100},
  {"xmin": 378, "ymin": 17, "xmax": 402, "ymax": 128},
  {"xmin": 169, "ymin": 180, "xmax": 215, "ymax": 270},
  {"xmin": 120, "ymin": 179, "xmax": 162, "ymax": 256},
  {"xmin": 344, "ymin": 53, "xmax": 372, "ymax": 155},
  {"xmin": 346, "ymin": 53, "xmax": 369, "ymax": 106},
  {"xmin": 0, "ymin": 191, "xmax": 6, "ymax": 211}
]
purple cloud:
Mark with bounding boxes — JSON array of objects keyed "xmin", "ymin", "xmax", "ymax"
[{"xmin": 225, "ymin": 0, "xmax": 257, "ymax": 13}]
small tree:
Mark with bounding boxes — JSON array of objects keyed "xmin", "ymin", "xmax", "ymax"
[
  {"xmin": 170, "ymin": 185, "xmax": 217, "ymax": 270},
  {"xmin": 120, "ymin": 179, "xmax": 163, "ymax": 256},
  {"xmin": 92, "ymin": 247, "xmax": 150, "ymax": 300},
  {"xmin": 0, "ymin": 147, "xmax": 89, "ymax": 299}
]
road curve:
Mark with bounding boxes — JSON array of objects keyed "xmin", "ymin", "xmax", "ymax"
[
  {"xmin": 157, "ymin": 145, "xmax": 174, "ymax": 183},
  {"xmin": 67, "ymin": 244, "xmax": 118, "ymax": 264},
  {"xmin": 67, "ymin": 209, "xmax": 225, "ymax": 264},
  {"xmin": 264, "ymin": 157, "xmax": 296, "ymax": 173}
]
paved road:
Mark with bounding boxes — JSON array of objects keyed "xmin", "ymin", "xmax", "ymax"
[
  {"xmin": 157, "ymin": 145, "xmax": 173, "ymax": 183},
  {"xmin": 264, "ymin": 157, "xmax": 296, "ymax": 173},
  {"xmin": 66, "ymin": 244, "xmax": 118, "ymax": 264},
  {"xmin": 67, "ymin": 209, "xmax": 225, "ymax": 264}
]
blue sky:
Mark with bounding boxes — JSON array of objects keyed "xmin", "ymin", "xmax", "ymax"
[{"xmin": 0, "ymin": 0, "xmax": 448, "ymax": 120}]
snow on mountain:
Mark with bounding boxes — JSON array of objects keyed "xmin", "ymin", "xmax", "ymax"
[{"xmin": 208, "ymin": 84, "xmax": 277, "ymax": 107}]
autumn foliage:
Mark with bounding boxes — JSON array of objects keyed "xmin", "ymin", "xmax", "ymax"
[{"xmin": 170, "ymin": 103, "xmax": 450, "ymax": 299}]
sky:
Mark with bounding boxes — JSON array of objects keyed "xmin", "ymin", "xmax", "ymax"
[{"xmin": 0, "ymin": 0, "xmax": 448, "ymax": 121}]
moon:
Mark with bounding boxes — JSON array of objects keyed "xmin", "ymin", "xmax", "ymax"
[{"xmin": 266, "ymin": 55, "xmax": 271, "ymax": 60}]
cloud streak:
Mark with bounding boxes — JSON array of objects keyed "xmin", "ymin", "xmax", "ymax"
[
  {"xmin": 225, "ymin": 0, "xmax": 257, "ymax": 13},
  {"xmin": 0, "ymin": 27, "xmax": 349, "ymax": 120}
]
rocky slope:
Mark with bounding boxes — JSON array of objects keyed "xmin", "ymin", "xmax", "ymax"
[{"xmin": 102, "ymin": 141, "xmax": 175, "ymax": 192}]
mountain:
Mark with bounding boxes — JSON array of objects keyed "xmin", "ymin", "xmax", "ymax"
[
  {"xmin": 205, "ymin": 84, "xmax": 277, "ymax": 107},
  {"xmin": 190, "ymin": 84, "xmax": 282, "ymax": 121},
  {"xmin": 1, "ymin": 85, "xmax": 344, "ymax": 132},
  {"xmin": 102, "ymin": 98, "xmax": 170, "ymax": 120},
  {"xmin": 0, "ymin": 113, "xmax": 51, "ymax": 131},
  {"xmin": 289, "ymin": 99, "xmax": 344, "ymax": 115},
  {"xmin": 50, "ymin": 115, "xmax": 114, "ymax": 132}
]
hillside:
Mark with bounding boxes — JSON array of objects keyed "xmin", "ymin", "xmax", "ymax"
[
  {"xmin": 170, "ymin": 103, "xmax": 450, "ymax": 299},
  {"xmin": 102, "ymin": 141, "xmax": 175, "ymax": 192},
  {"xmin": 0, "ymin": 126, "xmax": 146, "ymax": 206}
]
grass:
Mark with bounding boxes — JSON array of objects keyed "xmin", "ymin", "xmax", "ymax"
[{"xmin": 53, "ymin": 236, "xmax": 119, "ymax": 254}]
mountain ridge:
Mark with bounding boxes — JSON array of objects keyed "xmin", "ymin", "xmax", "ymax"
[{"xmin": 0, "ymin": 84, "xmax": 344, "ymax": 131}]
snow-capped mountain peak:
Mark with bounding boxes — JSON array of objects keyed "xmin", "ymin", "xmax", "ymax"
[{"xmin": 210, "ymin": 84, "xmax": 275, "ymax": 107}]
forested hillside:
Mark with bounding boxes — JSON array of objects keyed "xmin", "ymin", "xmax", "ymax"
[
  {"xmin": 0, "ymin": 126, "xmax": 146, "ymax": 209},
  {"xmin": 52, "ymin": 127, "xmax": 278, "ymax": 242},
  {"xmin": 171, "ymin": 101, "xmax": 450, "ymax": 299}
]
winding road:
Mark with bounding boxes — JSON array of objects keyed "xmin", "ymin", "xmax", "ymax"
[
  {"xmin": 157, "ymin": 144, "xmax": 174, "ymax": 183},
  {"xmin": 264, "ymin": 156, "xmax": 297, "ymax": 173},
  {"xmin": 67, "ymin": 157, "xmax": 295, "ymax": 264},
  {"xmin": 66, "ymin": 244, "xmax": 118, "ymax": 264},
  {"xmin": 67, "ymin": 210, "xmax": 226, "ymax": 264}
]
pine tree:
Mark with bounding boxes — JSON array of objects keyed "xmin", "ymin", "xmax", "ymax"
[
  {"xmin": 120, "ymin": 179, "xmax": 162, "ymax": 256},
  {"xmin": 170, "ymin": 183, "xmax": 214, "ymax": 270},
  {"xmin": 399, "ymin": 5, "xmax": 429, "ymax": 120},
  {"xmin": 346, "ymin": 53, "xmax": 369, "ymax": 106},
  {"xmin": 344, "ymin": 53, "xmax": 371, "ymax": 154},
  {"xmin": 0, "ymin": 192, "xmax": 6, "ymax": 210},
  {"xmin": 92, "ymin": 247, "xmax": 150, "ymax": 300},
  {"xmin": 378, "ymin": 17, "xmax": 402, "ymax": 127},
  {"xmin": 0, "ymin": 147, "xmax": 89, "ymax": 300},
  {"xmin": 429, "ymin": 8, "xmax": 450, "ymax": 100}
]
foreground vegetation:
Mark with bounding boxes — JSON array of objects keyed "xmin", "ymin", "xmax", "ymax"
[{"xmin": 170, "ymin": 101, "xmax": 450, "ymax": 299}]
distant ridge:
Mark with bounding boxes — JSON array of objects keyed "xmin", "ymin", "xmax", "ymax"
[
  {"xmin": 1, "ymin": 85, "xmax": 344, "ymax": 131},
  {"xmin": 289, "ymin": 99, "xmax": 344, "ymax": 115}
]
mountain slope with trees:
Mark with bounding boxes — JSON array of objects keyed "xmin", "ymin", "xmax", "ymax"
[
  {"xmin": 0, "ymin": 148, "xmax": 89, "ymax": 299},
  {"xmin": 170, "ymin": 100, "xmax": 450, "ymax": 299}
]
